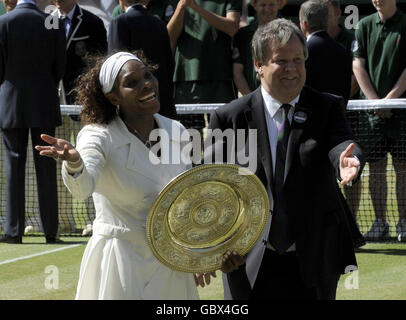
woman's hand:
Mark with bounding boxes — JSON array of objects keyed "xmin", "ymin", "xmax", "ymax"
[
  {"xmin": 35, "ymin": 134, "xmax": 81, "ymax": 166},
  {"xmin": 194, "ymin": 272, "xmax": 217, "ymax": 288},
  {"xmin": 220, "ymin": 251, "xmax": 244, "ymax": 273}
]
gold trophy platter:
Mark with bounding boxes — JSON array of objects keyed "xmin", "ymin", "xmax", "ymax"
[{"xmin": 146, "ymin": 164, "xmax": 270, "ymax": 273}]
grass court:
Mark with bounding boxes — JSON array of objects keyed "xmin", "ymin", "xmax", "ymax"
[{"xmin": 0, "ymin": 237, "xmax": 405, "ymax": 300}]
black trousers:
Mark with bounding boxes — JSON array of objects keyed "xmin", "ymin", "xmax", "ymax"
[
  {"xmin": 1, "ymin": 127, "xmax": 58, "ymax": 237},
  {"xmin": 251, "ymin": 248, "xmax": 339, "ymax": 300}
]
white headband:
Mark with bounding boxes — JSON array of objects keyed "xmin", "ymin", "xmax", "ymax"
[{"xmin": 99, "ymin": 52, "xmax": 142, "ymax": 94}]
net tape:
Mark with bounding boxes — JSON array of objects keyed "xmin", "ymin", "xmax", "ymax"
[
  {"xmin": 1, "ymin": 99, "xmax": 406, "ymax": 239},
  {"xmin": 60, "ymin": 99, "xmax": 406, "ymax": 115}
]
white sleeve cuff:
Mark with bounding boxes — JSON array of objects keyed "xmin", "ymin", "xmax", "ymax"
[{"xmin": 63, "ymin": 160, "xmax": 84, "ymax": 177}]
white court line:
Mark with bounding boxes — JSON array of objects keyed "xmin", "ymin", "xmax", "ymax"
[{"xmin": 0, "ymin": 244, "xmax": 84, "ymax": 266}]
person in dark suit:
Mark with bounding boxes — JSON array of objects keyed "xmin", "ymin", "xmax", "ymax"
[
  {"xmin": 53, "ymin": 0, "xmax": 107, "ymax": 235},
  {"xmin": 0, "ymin": 0, "xmax": 66, "ymax": 244},
  {"xmin": 55, "ymin": 0, "xmax": 107, "ymax": 105},
  {"xmin": 299, "ymin": 0, "xmax": 352, "ymax": 103},
  {"xmin": 108, "ymin": 0, "xmax": 177, "ymax": 120},
  {"xmin": 326, "ymin": 0, "xmax": 362, "ymax": 234},
  {"xmin": 299, "ymin": 0, "xmax": 364, "ymax": 248},
  {"xmin": 208, "ymin": 18, "xmax": 364, "ymax": 300}
]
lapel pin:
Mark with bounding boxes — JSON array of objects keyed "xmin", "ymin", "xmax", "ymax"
[{"xmin": 293, "ymin": 111, "xmax": 308, "ymax": 124}]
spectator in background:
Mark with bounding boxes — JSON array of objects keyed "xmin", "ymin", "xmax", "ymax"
[
  {"xmin": 108, "ymin": 0, "xmax": 177, "ymax": 119},
  {"xmin": 55, "ymin": 0, "xmax": 107, "ymax": 235},
  {"xmin": 167, "ymin": 0, "xmax": 241, "ymax": 130},
  {"xmin": 299, "ymin": 0, "xmax": 364, "ymax": 249},
  {"xmin": 71, "ymin": 0, "xmax": 115, "ymax": 29},
  {"xmin": 0, "ymin": 0, "xmax": 66, "ymax": 244},
  {"xmin": 1, "ymin": 0, "xmax": 17, "ymax": 12},
  {"xmin": 353, "ymin": 0, "xmax": 406, "ymax": 242},
  {"xmin": 55, "ymin": 0, "xmax": 107, "ymax": 105},
  {"xmin": 326, "ymin": 0, "xmax": 361, "ymax": 226},
  {"xmin": 299, "ymin": 0, "xmax": 351, "ymax": 103},
  {"xmin": 326, "ymin": 0, "xmax": 359, "ymax": 97},
  {"xmin": 326, "ymin": 0, "xmax": 352, "ymax": 51},
  {"xmin": 247, "ymin": 0, "xmax": 285, "ymax": 23},
  {"xmin": 0, "ymin": 0, "xmax": 16, "ymax": 233},
  {"xmin": 232, "ymin": 0, "xmax": 278, "ymax": 95},
  {"xmin": 111, "ymin": 0, "xmax": 174, "ymax": 22}
]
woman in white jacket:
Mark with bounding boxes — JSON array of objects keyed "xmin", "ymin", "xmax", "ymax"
[{"xmin": 35, "ymin": 51, "xmax": 202, "ymax": 299}]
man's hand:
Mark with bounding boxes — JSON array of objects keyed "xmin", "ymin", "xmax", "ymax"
[
  {"xmin": 194, "ymin": 272, "xmax": 217, "ymax": 288},
  {"xmin": 374, "ymin": 109, "xmax": 393, "ymax": 119},
  {"xmin": 339, "ymin": 143, "xmax": 360, "ymax": 185},
  {"xmin": 220, "ymin": 251, "xmax": 244, "ymax": 273}
]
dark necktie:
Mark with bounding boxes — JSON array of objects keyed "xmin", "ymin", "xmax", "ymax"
[
  {"xmin": 60, "ymin": 15, "xmax": 70, "ymax": 39},
  {"xmin": 268, "ymin": 103, "xmax": 294, "ymax": 254}
]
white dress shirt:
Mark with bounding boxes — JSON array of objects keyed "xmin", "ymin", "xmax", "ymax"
[
  {"xmin": 261, "ymin": 85, "xmax": 300, "ymax": 173},
  {"xmin": 261, "ymin": 86, "xmax": 299, "ymax": 252}
]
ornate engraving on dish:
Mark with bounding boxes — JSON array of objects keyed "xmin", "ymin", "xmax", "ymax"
[
  {"xmin": 227, "ymin": 172, "xmax": 249, "ymax": 186},
  {"xmin": 146, "ymin": 164, "xmax": 270, "ymax": 273},
  {"xmin": 194, "ymin": 204, "xmax": 217, "ymax": 225},
  {"xmin": 168, "ymin": 181, "xmax": 240, "ymax": 246}
]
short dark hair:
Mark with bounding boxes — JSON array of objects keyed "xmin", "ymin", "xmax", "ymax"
[
  {"xmin": 299, "ymin": 0, "xmax": 329, "ymax": 33},
  {"xmin": 122, "ymin": 0, "xmax": 140, "ymax": 6}
]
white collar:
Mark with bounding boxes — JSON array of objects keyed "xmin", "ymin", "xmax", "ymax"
[
  {"xmin": 126, "ymin": 4, "xmax": 143, "ymax": 13},
  {"xmin": 17, "ymin": 0, "xmax": 36, "ymax": 5},
  {"xmin": 307, "ymin": 30, "xmax": 324, "ymax": 42},
  {"xmin": 261, "ymin": 86, "xmax": 300, "ymax": 118}
]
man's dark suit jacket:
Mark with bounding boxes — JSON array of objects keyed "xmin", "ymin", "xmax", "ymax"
[
  {"xmin": 0, "ymin": 3, "xmax": 66, "ymax": 128},
  {"xmin": 62, "ymin": 4, "xmax": 107, "ymax": 104},
  {"xmin": 108, "ymin": 4, "xmax": 177, "ymax": 119},
  {"xmin": 208, "ymin": 86, "xmax": 364, "ymax": 299},
  {"xmin": 305, "ymin": 31, "xmax": 352, "ymax": 103}
]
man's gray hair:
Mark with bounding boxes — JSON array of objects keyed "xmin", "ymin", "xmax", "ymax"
[
  {"xmin": 251, "ymin": 18, "xmax": 308, "ymax": 65},
  {"xmin": 299, "ymin": 0, "xmax": 329, "ymax": 34}
]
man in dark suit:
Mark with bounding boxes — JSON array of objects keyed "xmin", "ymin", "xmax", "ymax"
[
  {"xmin": 299, "ymin": 0, "xmax": 352, "ymax": 103},
  {"xmin": 108, "ymin": 0, "xmax": 177, "ymax": 120},
  {"xmin": 209, "ymin": 18, "xmax": 364, "ymax": 300},
  {"xmin": 53, "ymin": 0, "xmax": 106, "ymax": 235},
  {"xmin": 55, "ymin": 0, "xmax": 107, "ymax": 105},
  {"xmin": 299, "ymin": 0, "xmax": 364, "ymax": 248},
  {"xmin": 0, "ymin": 0, "xmax": 66, "ymax": 243}
]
